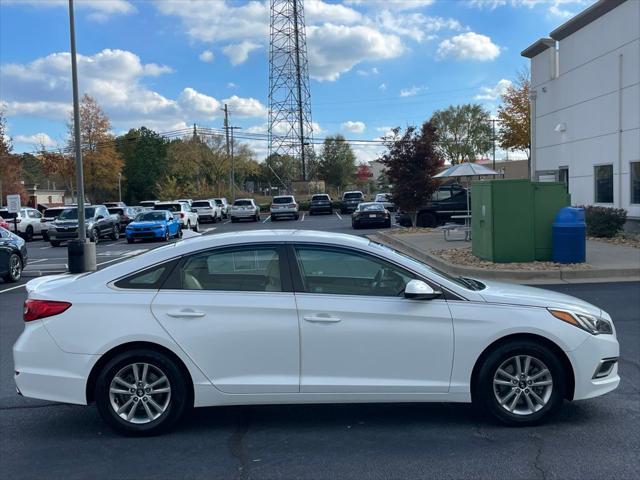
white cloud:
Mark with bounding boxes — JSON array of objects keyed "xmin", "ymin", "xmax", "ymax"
[
  {"xmin": 377, "ymin": 10, "xmax": 461, "ymax": 43},
  {"xmin": 346, "ymin": 0, "xmax": 435, "ymax": 10},
  {"xmin": 341, "ymin": 121, "xmax": 366, "ymax": 133},
  {"xmin": 357, "ymin": 67, "xmax": 379, "ymax": 76},
  {"xmin": 378, "ymin": 83, "xmax": 387, "ymax": 91},
  {"xmin": 305, "ymin": 0, "xmax": 362, "ymax": 24},
  {"xmin": 399, "ymin": 85, "xmax": 428, "ymax": 97},
  {"xmin": 469, "ymin": 0, "xmax": 587, "ymax": 18},
  {"xmin": 437, "ymin": 32, "xmax": 501, "ymax": 61},
  {"xmin": 222, "ymin": 41, "xmax": 262, "ymax": 66},
  {"xmin": 3, "ymin": 0, "xmax": 135, "ymax": 22},
  {"xmin": 307, "ymin": 24, "xmax": 404, "ymax": 81},
  {"xmin": 475, "ymin": 79, "xmax": 512, "ymax": 101},
  {"xmin": 227, "ymin": 82, "xmax": 238, "ymax": 88},
  {"xmin": 13, "ymin": 133, "xmax": 57, "ymax": 148},
  {"xmin": 198, "ymin": 50, "xmax": 214, "ymax": 63},
  {"xmin": 222, "ymin": 95, "xmax": 268, "ymax": 118},
  {"xmin": 1, "ymin": 49, "xmax": 268, "ymax": 134}
]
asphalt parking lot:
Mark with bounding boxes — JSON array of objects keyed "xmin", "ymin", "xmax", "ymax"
[{"xmin": 1, "ymin": 213, "xmax": 638, "ymax": 479}]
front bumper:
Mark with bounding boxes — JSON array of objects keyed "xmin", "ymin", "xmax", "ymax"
[
  {"xmin": 568, "ymin": 333, "xmax": 620, "ymax": 401},
  {"xmin": 126, "ymin": 228, "xmax": 165, "ymax": 239},
  {"xmin": 48, "ymin": 228, "xmax": 87, "ymax": 240},
  {"xmin": 13, "ymin": 320, "xmax": 97, "ymax": 405}
]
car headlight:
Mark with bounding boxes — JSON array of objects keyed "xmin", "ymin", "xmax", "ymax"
[{"xmin": 548, "ymin": 309, "xmax": 613, "ymax": 335}]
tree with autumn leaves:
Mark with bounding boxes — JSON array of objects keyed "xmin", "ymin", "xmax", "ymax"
[
  {"xmin": 497, "ymin": 71, "xmax": 531, "ymax": 161},
  {"xmin": 0, "ymin": 110, "xmax": 27, "ymax": 204}
]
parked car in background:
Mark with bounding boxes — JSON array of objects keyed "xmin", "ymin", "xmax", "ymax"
[
  {"xmin": 41, "ymin": 207, "xmax": 68, "ymax": 241},
  {"xmin": 352, "ymin": 202, "xmax": 392, "ymax": 229},
  {"xmin": 213, "ymin": 198, "xmax": 229, "ymax": 219},
  {"xmin": 153, "ymin": 202, "xmax": 198, "ymax": 231},
  {"xmin": 0, "ymin": 207, "xmax": 44, "ymax": 241},
  {"xmin": 270, "ymin": 195, "xmax": 299, "ymax": 221},
  {"xmin": 309, "ymin": 194, "xmax": 333, "ymax": 215},
  {"xmin": 104, "ymin": 202, "xmax": 127, "ymax": 209},
  {"xmin": 0, "ymin": 226, "xmax": 27, "ymax": 282},
  {"xmin": 13, "ymin": 230, "xmax": 620, "ymax": 435},
  {"xmin": 374, "ymin": 193, "xmax": 396, "ymax": 212},
  {"xmin": 138, "ymin": 200, "xmax": 159, "ymax": 210},
  {"xmin": 107, "ymin": 207, "xmax": 138, "ymax": 232},
  {"xmin": 125, "ymin": 210, "xmax": 182, "ymax": 244},
  {"xmin": 48, "ymin": 205, "xmax": 119, "ymax": 246},
  {"xmin": 191, "ymin": 200, "xmax": 221, "ymax": 223},
  {"xmin": 340, "ymin": 191, "xmax": 365, "ymax": 214},
  {"xmin": 176, "ymin": 199, "xmax": 193, "ymax": 206},
  {"xmin": 397, "ymin": 184, "xmax": 468, "ymax": 227},
  {"xmin": 0, "ymin": 218, "xmax": 9, "ymax": 230},
  {"xmin": 230, "ymin": 199, "xmax": 260, "ymax": 222}
]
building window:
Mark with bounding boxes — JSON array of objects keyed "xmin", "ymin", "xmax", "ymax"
[
  {"xmin": 594, "ymin": 165, "xmax": 613, "ymax": 204},
  {"xmin": 631, "ymin": 162, "xmax": 640, "ymax": 205},
  {"xmin": 559, "ymin": 167, "xmax": 569, "ymax": 192}
]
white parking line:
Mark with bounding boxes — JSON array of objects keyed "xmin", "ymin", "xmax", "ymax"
[
  {"xmin": 301, "ymin": 213, "xmax": 305, "ymax": 222},
  {"xmin": 223, "ymin": 220, "xmax": 231, "ymax": 224},
  {"xmin": 27, "ymin": 259, "xmax": 48, "ymax": 265},
  {"xmin": 201, "ymin": 227, "xmax": 217, "ymax": 233},
  {"xmin": 0, "ymin": 284, "xmax": 25, "ymax": 294},
  {"xmin": 262, "ymin": 216, "xmax": 271, "ymax": 223},
  {"xmin": 40, "ymin": 246, "xmax": 52, "ymax": 250},
  {"xmin": 335, "ymin": 212, "xmax": 343, "ymax": 220}
]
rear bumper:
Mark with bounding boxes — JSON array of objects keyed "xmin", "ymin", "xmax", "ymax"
[
  {"xmin": 13, "ymin": 320, "xmax": 96, "ymax": 405},
  {"xmin": 568, "ymin": 333, "xmax": 620, "ymax": 401},
  {"xmin": 231, "ymin": 210, "xmax": 257, "ymax": 218},
  {"xmin": 271, "ymin": 209, "xmax": 298, "ymax": 218},
  {"xmin": 309, "ymin": 205, "xmax": 332, "ymax": 213},
  {"xmin": 354, "ymin": 216, "xmax": 390, "ymax": 226}
]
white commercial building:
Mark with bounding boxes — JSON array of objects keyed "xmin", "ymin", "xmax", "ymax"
[{"xmin": 522, "ymin": 0, "xmax": 640, "ymax": 223}]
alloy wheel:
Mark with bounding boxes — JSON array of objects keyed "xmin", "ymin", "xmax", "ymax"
[
  {"xmin": 108, "ymin": 363, "xmax": 172, "ymax": 425},
  {"xmin": 9, "ymin": 254, "xmax": 21, "ymax": 280},
  {"xmin": 493, "ymin": 355, "xmax": 553, "ymax": 416}
]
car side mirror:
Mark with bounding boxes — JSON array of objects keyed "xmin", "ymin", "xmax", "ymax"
[{"xmin": 404, "ymin": 279, "xmax": 441, "ymax": 300}]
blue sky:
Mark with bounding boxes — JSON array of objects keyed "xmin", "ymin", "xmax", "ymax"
[{"xmin": 0, "ymin": 0, "xmax": 593, "ymax": 162}]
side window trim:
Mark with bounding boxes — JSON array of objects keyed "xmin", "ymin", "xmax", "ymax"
[
  {"xmin": 161, "ymin": 243, "xmax": 293, "ymax": 293},
  {"xmin": 111, "ymin": 258, "xmax": 180, "ymax": 290}
]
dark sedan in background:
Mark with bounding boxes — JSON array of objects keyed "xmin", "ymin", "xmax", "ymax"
[
  {"xmin": 108, "ymin": 206, "xmax": 139, "ymax": 232},
  {"xmin": 309, "ymin": 194, "xmax": 333, "ymax": 215},
  {"xmin": 352, "ymin": 202, "xmax": 392, "ymax": 229},
  {"xmin": 0, "ymin": 226, "xmax": 28, "ymax": 282}
]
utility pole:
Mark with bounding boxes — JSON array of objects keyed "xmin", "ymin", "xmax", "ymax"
[
  {"xmin": 492, "ymin": 118, "xmax": 496, "ymax": 170},
  {"xmin": 67, "ymin": 0, "xmax": 95, "ymax": 273},
  {"xmin": 229, "ymin": 126, "xmax": 242, "ymax": 201},
  {"xmin": 223, "ymin": 104, "xmax": 231, "ymax": 197}
]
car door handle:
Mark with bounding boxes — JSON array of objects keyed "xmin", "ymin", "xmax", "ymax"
[
  {"xmin": 304, "ymin": 315, "xmax": 341, "ymax": 323},
  {"xmin": 166, "ymin": 309, "xmax": 206, "ymax": 318}
]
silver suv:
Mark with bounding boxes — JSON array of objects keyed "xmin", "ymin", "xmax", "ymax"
[{"xmin": 270, "ymin": 195, "xmax": 299, "ymax": 221}]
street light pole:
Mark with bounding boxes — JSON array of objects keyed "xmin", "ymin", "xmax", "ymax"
[
  {"xmin": 118, "ymin": 172, "xmax": 122, "ymax": 202},
  {"xmin": 67, "ymin": 0, "xmax": 96, "ymax": 273}
]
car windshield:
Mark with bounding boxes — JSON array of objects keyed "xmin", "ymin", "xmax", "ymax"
[
  {"xmin": 44, "ymin": 209, "xmax": 65, "ymax": 218},
  {"xmin": 191, "ymin": 201, "xmax": 211, "ymax": 207},
  {"xmin": 359, "ymin": 203, "xmax": 384, "ymax": 211},
  {"xmin": 214, "ymin": 199, "xmax": 223, "ymax": 205},
  {"xmin": 58, "ymin": 207, "xmax": 96, "ymax": 220},
  {"xmin": 154, "ymin": 204, "xmax": 181, "ymax": 212},
  {"xmin": 137, "ymin": 212, "xmax": 167, "ymax": 221},
  {"xmin": 108, "ymin": 208, "xmax": 124, "ymax": 215},
  {"xmin": 273, "ymin": 197, "xmax": 293, "ymax": 204},
  {"xmin": 344, "ymin": 193, "xmax": 363, "ymax": 199},
  {"xmin": 139, "ymin": 201, "xmax": 156, "ymax": 207},
  {"xmin": 234, "ymin": 200, "xmax": 252, "ymax": 206},
  {"xmin": 312, "ymin": 195, "xmax": 329, "ymax": 201},
  {"xmin": 0, "ymin": 211, "xmax": 17, "ymax": 219}
]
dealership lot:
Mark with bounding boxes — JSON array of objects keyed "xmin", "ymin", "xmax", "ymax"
[{"xmin": 1, "ymin": 215, "xmax": 638, "ymax": 479}]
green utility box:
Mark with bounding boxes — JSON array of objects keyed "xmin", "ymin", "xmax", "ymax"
[{"xmin": 471, "ymin": 179, "xmax": 570, "ymax": 263}]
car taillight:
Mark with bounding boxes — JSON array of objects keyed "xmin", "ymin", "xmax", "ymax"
[
  {"xmin": 180, "ymin": 213, "xmax": 185, "ymax": 218},
  {"xmin": 289, "ymin": 203, "xmax": 296, "ymax": 208},
  {"xmin": 23, "ymin": 299, "xmax": 71, "ymax": 322}
]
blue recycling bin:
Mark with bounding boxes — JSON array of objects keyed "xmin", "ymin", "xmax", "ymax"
[{"xmin": 552, "ymin": 207, "xmax": 586, "ymax": 263}]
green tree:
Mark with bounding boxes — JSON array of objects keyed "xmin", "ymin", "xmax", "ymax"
[
  {"xmin": 117, "ymin": 127, "xmax": 168, "ymax": 204},
  {"xmin": 262, "ymin": 153, "xmax": 296, "ymax": 190},
  {"xmin": 430, "ymin": 104, "xmax": 492, "ymax": 164},
  {"xmin": 497, "ymin": 71, "xmax": 531, "ymax": 160},
  {"xmin": 318, "ymin": 135, "xmax": 356, "ymax": 189},
  {"xmin": 379, "ymin": 123, "xmax": 443, "ymax": 226}
]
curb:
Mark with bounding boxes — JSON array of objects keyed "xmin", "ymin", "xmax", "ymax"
[{"xmin": 370, "ymin": 231, "xmax": 640, "ymax": 284}]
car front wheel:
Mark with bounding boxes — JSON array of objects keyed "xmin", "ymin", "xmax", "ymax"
[
  {"xmin": 475, "ymin": 340, "xmax": 566, "ymax": 426},
  {"xmin": 110, "ymin": 225, "xmax": 119, "ymax": 240},
  {"xmin": 3, "ymin": 253, "xmax": 22, "ymax": 282},
  {"xmin": 91, "ymin": 228, "xmax": 100, "ymax": 244},
  {"xmin": 95, "ymin": 349, "xmax": 190, "ymax": 436}
]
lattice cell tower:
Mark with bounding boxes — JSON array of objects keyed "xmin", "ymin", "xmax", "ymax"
[{"xmin": 268, "ymin": 0, "xmax": 314, "ymax": 181}]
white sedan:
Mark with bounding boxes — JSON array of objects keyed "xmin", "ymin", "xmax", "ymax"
[{"xmin": 14, "ymin": 231, "xmax": 619, "ymax": 435}]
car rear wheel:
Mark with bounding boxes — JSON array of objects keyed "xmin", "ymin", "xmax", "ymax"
[
  {"xmin": 24, "ymin": 226, "xmax": 34, "ymax": 242},
  {"xmin": 192, "ymin": 220, "xmax": 198, "ymax": 232},
  {"xmin": 127, "ymin": 238, "xmax": 135, "ymax": 244},
  {"xmin": 95, "ymin": 349, "xmax": 190, "ymax": 436},
  {"xmin": 50, "ymin": 240, "xmax": 61, "ymax": 247},
  {"xmin": 475, "ymin": 340, "xmax": 566, "ymax": 426},
  {"xmin": 417, "ymin": 212, "xmax": 437, "ymax": 228},
  {"xmin": 91, "ymin": 228, "xmax": 100, "ymax": 244},
  {"xmin": 110, "ymin": 225, "xmax": 119, "ymax": 240},
  {"xmin": 3, "ymin": 253, "xmax": 22, "ymax": 282}
]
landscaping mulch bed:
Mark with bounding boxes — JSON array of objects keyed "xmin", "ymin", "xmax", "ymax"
[
  {"xmin": 431, "ymin": 247, "xmax": 592, "ymax": 271},
  {"xmin": 390, "ymin": 227, "xmax": 436, "ymax": 235},
  {"xmin": 588, "ymin": 233, "xmax": 640, "ymax": 249}
]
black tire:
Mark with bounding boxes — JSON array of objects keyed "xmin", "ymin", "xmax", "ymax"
[
  {"xmin": 254, "ymin": 214, "xmax": 259, "ymax": 222},
  {"xmin": 95, "ymin": 349, "xmax": 191, "ymax": 436},
  {"xmin": 294, "ymin": 213, "xmax": 300, "ymax": 220},
  {"xmin": 163, "ymin": 228, "xmax": 170, "ymax": 241},
  {"xmin": 42, "ymin": 232, "xmax": 49, "ymax": 242},
  {"xmin": 417, "ymin": 212, "xmax": 437, "ymax": 228},
  {"xmin": 231, "ymin": 217, "xmax": 238, "ymax": 223},
  {"xmin": 192, "ymin": 221, "xmax": 198, "ymax": 232},
  {"xmin": 24, "ymin": 226, "xmax": 34, "ymax": 242},
  {"xmin": 352, "ymin": 221, "xmax": 359, "ymax": 230},
  {"xmin": 3, "ymin": 253, "xmax": 22, "ymax": 282},
  {"xmin": 271, "ymin": 215, "xmax": 277, "ymax": 222},
  {"xmin": 110, "ymin": 225, "xmax": 119, "ymax": 241},
  {"xmin": 474, "ymin": 340, "xmax": 567, "ymax": 427},
  {"xmin": 50, "ymin": 240, "xmax": 61, "ymax": 247},
  {"xmin": 384, "ymin": 219, "xmax": 391, "ymax": 228},
  {"xmin": 177, "ymin": 228, "xmax": 183, "ymax": 238},
  {"xmin": 186, "ymin": 220, "xmax": 191, "ymax": 231},
  {"xmin": 127, "ymin": 238, "xmax": 135, "ymax": 244},
  {"xmin": 91, "ymin": 228, "xmax": 100, "ymax": 244}
]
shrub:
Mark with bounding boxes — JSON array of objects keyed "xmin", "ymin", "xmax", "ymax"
[{"xmin": 584, "ymin": 206, "xmax": 627, "ymax": 238}]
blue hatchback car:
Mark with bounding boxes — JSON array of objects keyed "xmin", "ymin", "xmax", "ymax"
[{"xmin": 125, "ymin": 210, "xmax": 182, "ymax": 243}]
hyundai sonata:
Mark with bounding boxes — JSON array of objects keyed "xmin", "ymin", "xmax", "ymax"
[{"xmin": 13, "ymin": 230, "xmax": 619, "ymax": 435}]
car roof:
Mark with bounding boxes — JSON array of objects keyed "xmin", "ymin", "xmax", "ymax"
[
  {"xmin": 273, "ymin": 195, "xmax": 294, "ymax": 198},
  {"xmin": 234, "ymin": 198, "xmax": 254, "ymax": 202}
]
